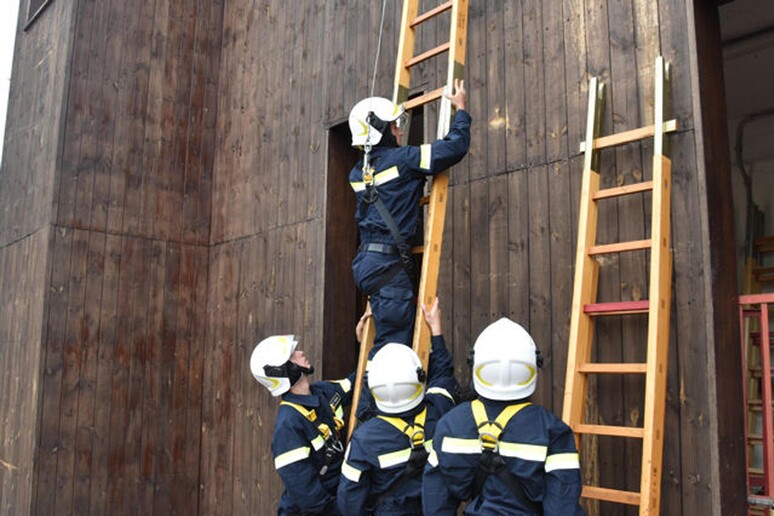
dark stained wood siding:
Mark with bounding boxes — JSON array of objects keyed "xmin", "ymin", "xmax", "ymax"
[{"xmin": 0, "ymin": 0, "xmax": 745, "ymax": 515}]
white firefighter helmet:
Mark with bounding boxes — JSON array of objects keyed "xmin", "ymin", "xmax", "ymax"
[
  {"xmin": 368, "ymin": 343, "xmax": 426, "ymax": 413},
  {"xmin": 472, "ymin": 318, "xmax": 539, "ymax": 401},
  {"xmin": 349, "ymin": 96, "xmax": 406, "ymax": 147},
  {"xmin": 249, "ymin": 335, "xmax": 306, "ymax": 396}
]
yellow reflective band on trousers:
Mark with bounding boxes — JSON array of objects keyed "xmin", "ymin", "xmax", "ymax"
[
  {"xmin": 350, "ymin": 166, "xmax": 400, "ymax": 192},
  {"xmin": 545, "ymin": 452, "xmax": 580, "ymax": 472},
  {"xmin": 275, "ymin": 446, "xmax": 311, "ymax": 469},
  {"xmin": 419, "ymin": 144, "xmax": 432, "ymax": 170}
]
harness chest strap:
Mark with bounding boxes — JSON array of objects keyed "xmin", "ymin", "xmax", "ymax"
[
  {"xmin": 280, "ymin": 400, "xmax": 345, "ymax": 445},
  {"xmin": 377, "ymin": 407, "xmax": 428, "ymax": 449},
  {"xmin": 471, "ymin": 399, "xmax": 531, "ymax": 450}
]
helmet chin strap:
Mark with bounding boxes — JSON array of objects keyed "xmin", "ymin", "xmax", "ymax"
[{"xmin": 263, "ymin": 361, "xmax": 315, "ymax": 388}]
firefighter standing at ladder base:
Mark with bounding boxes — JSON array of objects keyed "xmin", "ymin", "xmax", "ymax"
[
  {"xmin": 423, "ymin": 318, "xmax": 585, "ymax": 515},
  {"xmin": 348, "ymin": 79, "xmax": 470, "ymax": 352},
  {"xmin": 249, "ymin": 312, "xmax": 370, "ymax": 516},
  {"xmin": 337, "ymin": 297, "xmax": 458, "ymax": 515}
]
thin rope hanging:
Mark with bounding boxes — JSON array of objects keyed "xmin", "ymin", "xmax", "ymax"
[{"xmin": 362, "ymin": 0, "xmax": 389, "ymax": 181}]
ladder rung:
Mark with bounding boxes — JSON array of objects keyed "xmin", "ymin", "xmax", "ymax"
[
  {"xmin": 579, "ymin": 119, "xmax": 678, "ymax": 152},
  {"xmin": 589, "ymin": 239, "xmax": 651, "ymax": 255},
  {"xmin": 404, "ymin": 87, "xmax": 445, "ymax": 111},
  {"xmin": 410, "ymin": 1, "xmax": 453, "ymax": 27},
  {"xmin": 412, "ymin": 245, "xmax": 424, "ymax": 255},
  {"xmin": 404, "ymin": 42, "xmax": 450, "ymax": 69},
  {"xmin": 593, "ymin": 181, "xmax": 653, "ymax": 200},
  {"xmin": 584, "ymin": 300, "xmax": 649, "ymax": 315},
  {"xmin": 420, "ymin": 195, "xmax": 430, "ymax": 206},
  {"xmin": 582, "ymin": 485, "xmax": 641, "ymax": 506},
  {"xmin": 578, "ymin": 363, "xmax": 647, "ymax": 374},
  {"xmin": 575, "ymin": 423, "xmax": 644, "ymax": 438}
]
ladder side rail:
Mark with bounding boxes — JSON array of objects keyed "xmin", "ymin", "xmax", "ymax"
[
  {"xmin": 412, "ymin": 0, "xmax": 468, "ymax": 370},
  {"xmin": 761, "ymin": 302, "xmax": 774, "ymax": 497},
  {"xmin": 740, "ymin": 303, "xmax": 753, "ymax": 499},
  {"xmin": 347, "ymin": 303, "xmax": 376, "ymax": 441},
  {"xmin": 393, "ymin": 0, "xmax": 420, "ymax": 104},
  {"xmin": 639, "ymin": 57, "xmax": 672, "ymax": 516},
  {"xmin": 562, "ymin": 78, "xmax": 604, "ymax": 435}
]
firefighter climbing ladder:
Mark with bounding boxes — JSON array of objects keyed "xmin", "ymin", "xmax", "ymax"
[
  {"xmin": 562, "ymin": 56, "xmax": 677, "ymax": 515},
  {"xmin": 348, "ymin": 0, "xmax": 469, "ymax": 440}
]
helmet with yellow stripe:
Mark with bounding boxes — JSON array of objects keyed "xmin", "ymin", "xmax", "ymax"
[
  {"xmin": 250, "ymin": 335, "xmax": 314, "ymax": 396},
  {"xmin": 368, "ymin": 343, "xmax": 427, "ymax": 414},
  {"xmin": 349, "ymin": 97, "xmax": 407, "ymax": 147},
  {"xmin": 472, "ymin": 318, "xmax": 541, "ymax": 401}
]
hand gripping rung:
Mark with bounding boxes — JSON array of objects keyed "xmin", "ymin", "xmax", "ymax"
[{"xmin": 410, "ymin": 1, "xmax": 453, "ymax": 27}]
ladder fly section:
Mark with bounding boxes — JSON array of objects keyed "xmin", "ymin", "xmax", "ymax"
[
  {"xmin": 561, "ymin": 56, "xmax": 677, "ymax": 515},
  {"xmin": 348, "ymin": 0, "xmax": 469, "ymax": 441}
]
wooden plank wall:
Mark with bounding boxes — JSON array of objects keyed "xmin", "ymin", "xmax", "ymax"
[
  {"xmin": 208, "ymin": 0, "xmax": 743, "ymax": 514},
  {"xmin": 0, "ymin": 1, "xmax": 76, "ymax": 514},
  {"xmin": 0, "ymin": 0, "xmax": 221, "ymax": 514}
]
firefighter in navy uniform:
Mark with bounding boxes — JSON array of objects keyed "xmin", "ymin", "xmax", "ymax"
[
  {"xmin": 250, "ymin": 314, "xmax": 370, "ymax": 516},
  {"xmin": 348, "ymin": 79, "xmax": 470, "ymax": 351},
  {"xmin": 337, "ymin": 298, "xmax": 458, "ymax": 515},
  {"xmin": 423, "ymin": 318, "xmax": 585, "ymax": 516}
]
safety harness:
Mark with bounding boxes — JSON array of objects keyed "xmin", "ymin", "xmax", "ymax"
[
  {"xmin": 471, "ymin": 399, "xmax": 543, "ymax": 514},
  {"xmin": 371, "ymin": 407, "xmax": 429, "ymax": 508},
  {"xmin": 280, "ymin": 400, "xmax": 345, "ymax": 476},
  {"xmin": 358, "ymin": 159, "xmax": 418, "ymax": 292}
]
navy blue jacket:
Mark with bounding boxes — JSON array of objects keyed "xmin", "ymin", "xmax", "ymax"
[
  {"xmin": 349, "ymin": 109, "xmax": 472, "ymax": 247},
  {"xmin": 272, "ymin": 377, "xmax": 353, "ymax": 515},
  {"xmin": 423, "ymin": 398, "xmax": 584, "ymax": 516},
  {"xmin": 337, "ymin": 336, "xmax": 458, "ymax": 515}
]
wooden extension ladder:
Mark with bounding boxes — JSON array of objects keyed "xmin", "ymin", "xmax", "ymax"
[
  {"xmin": 347, "ymin": 0, "xmax": 469, "ymax": 440},
  {"xmin": 562, "ymin": 56, "xmax": 677, "ymax": 514}
]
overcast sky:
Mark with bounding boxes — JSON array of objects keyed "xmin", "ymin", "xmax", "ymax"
[{"xmin": 0, "ymin": 2, "xmax": 20, "ymax": 166}]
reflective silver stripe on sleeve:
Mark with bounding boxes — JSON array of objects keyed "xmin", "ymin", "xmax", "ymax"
[
  {"xmin": 545, "ymin": 452, "xmax": 581, "ymax": 472},
  {"xmin": 274, "ymin": 446, "xmax": 311, "ymax": 469},
  {"xmin": 419, "ymin": 144, "xmax": 432, "ymax": 169}
]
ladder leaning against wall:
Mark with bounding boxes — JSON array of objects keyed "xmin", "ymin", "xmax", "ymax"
[
  {"xmin": 347, "ymin": 0, "xmax": 469, "ymax": 440},
  {"xmin": 562, "ymin": 56, "xmax": 678, "ymax": 515}
]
